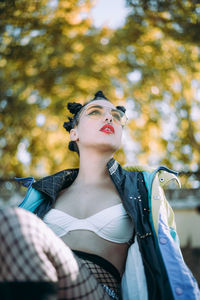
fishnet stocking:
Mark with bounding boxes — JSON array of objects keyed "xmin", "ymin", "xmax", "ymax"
[
  {"xmin": 76, "ymin": 257, "xmax": 121, "ymax": 298},
  {"xmin": 0, "ymin": 208, "xmax": 113, "ymax": 300}
]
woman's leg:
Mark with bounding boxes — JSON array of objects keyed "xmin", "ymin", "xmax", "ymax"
[{"xmin": 0, "ymin": 207, "xmax": 110, "ymax": 300}]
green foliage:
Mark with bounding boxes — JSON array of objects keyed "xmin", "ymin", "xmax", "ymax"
[
  {"xmin": 1, "ymin": 0, "xmax": 200, "ymax": 185},
  {"xmin": 126, "ymin": 0, "xmax": 200, "ymax": 45},
  {"xmin": 0, "ymin": 0, "xmax": 124, "ymax": 177},
  {"xmin": 110, "ymin": 0, "xmax": 200, "ymax": 174}
]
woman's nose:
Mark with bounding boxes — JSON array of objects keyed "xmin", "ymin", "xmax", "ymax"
[{"xmin": 103, "ymin": 111, "xmax": 113, "ymax": 123}]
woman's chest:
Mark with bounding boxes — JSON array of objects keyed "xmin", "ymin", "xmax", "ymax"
[{"xmin": 54, "ymin": 185, "xmax": 122, "ymax": 219}]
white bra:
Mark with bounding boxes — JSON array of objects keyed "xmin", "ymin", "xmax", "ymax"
[{"xmin": 43, "ymin": 203, "xmax": 134, "ymax": 244}]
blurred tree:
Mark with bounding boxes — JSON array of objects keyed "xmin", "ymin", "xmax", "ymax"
[
  {"xmin": 0, "ymin": 0, "xmax": 126, "ymax": 178},
  {"xmin": 107, "ymin": 0, "xmax": 200, "ymax": 178},
  {"xmin": 1, "ymin": 0, "xmax": 200, "ymax": 188},
  {"xmin": 126, "ymin": 0, "xmax": 200, "ymax": 45}
]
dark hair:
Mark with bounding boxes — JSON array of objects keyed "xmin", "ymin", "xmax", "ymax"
[{"xmin": 63, "ymin": 91, "xmax": 126, "ymax": 154}]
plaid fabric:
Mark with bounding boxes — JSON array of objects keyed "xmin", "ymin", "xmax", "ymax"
[{"xmin": 0, "ymin": 208, "xmax": 112, "ymax": 300}]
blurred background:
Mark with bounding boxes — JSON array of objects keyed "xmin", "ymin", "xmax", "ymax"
[{"xmin": 0, "ymin": 0, "xmax": 200, "ymax": 284}]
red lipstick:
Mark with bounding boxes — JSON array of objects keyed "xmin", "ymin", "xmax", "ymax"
[{"xmin": 100, "ymin": 124, "xmax": 115, "ymax": 134}]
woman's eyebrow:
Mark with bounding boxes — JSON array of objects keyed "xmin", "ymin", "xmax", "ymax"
[
  {"xmin": 87, "ymin": 105, "xmax": 103, "ymax": 109},
  {"xmin": 87, "ymin": 105, "xmax": 117, "ymax": 110}
]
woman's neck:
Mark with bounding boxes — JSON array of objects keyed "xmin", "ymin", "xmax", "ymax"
[{"xmin": 74, "ymin": 151, "xmax": 113, "ymax": 186}]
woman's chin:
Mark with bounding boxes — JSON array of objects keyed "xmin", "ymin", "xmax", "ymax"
[
  {"xmin": 94, "ymin": 142, "xmax": 121, "ymax": 153},
  {"xmin": 77, "ymin": 137, "xmax": 121, "ymax": 154}
]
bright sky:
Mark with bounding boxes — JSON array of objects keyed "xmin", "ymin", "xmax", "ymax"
[
  {"xmin": 90, "ymin": 0, "xmax": 130, "ymax": 28},
  {"xmin": 48, "ymin": 0, "xmax": 130, "ymax": 29}
]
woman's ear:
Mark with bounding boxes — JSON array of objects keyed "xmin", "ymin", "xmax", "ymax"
[{"xmin": 70, "ymin": 128, "xmax": 79, "ymax": 142}]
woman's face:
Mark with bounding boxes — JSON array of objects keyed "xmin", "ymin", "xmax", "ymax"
[{"xmin": 70, "ymin": 99, "xmax": 124, "ymax": 155}]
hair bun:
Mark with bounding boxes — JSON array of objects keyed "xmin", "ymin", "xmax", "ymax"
[
  {"xmin": 68, "ymin": 141, "xmax": 79, "ymax": 154},
  {"xmin": 116, "ymin": 105, "xmax": 126, "ymax": 113},
  {"xmin": 67, "ymin": 102, "xmax": 83, "ymax": 115},
  {"xmin": 63, "ymin": 117, "xmax": 73, "ymax": 132},
  {"xmin": 94, "ymin": 91, "xmax": 108, "ymax": 100}
]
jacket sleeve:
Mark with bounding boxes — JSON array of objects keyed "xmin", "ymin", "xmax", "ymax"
[
  {"xmin": 151, "ymin": 170, "xmax": 200, "ymax": 299},
  {"xmin": 15, "ymin": 177, "xmax": 45, "ymax": 213},
  {"xmin": 150, "ymin": 170, "xmax": 180, "ymax": 241},
  {"xmin": 19, "ymin": 186, "xmax": 45, "ymax": 213},
  {"xmin": 163, "ymin": 192, "xmax": 180, "ymax": 245},
  {"xmin": 158, "ymin": 171, "xmax": 180, "ymax": 245}
]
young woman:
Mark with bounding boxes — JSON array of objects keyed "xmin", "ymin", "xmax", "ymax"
[{"xmin": 0, "ymin": 91, "xmax": 199, "ymax": 300}]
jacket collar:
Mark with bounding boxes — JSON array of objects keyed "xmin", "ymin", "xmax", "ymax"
[
  {"xmin": 32, "ymin": 168, "xmax": 79, "ymax": 202},
  {"xmin": 107, "ymin": 158, "xmax": 120, "ymax": 175},
  {"xmin": 32, "ymin": 158, "xmax": 119, "ymax": 203}
]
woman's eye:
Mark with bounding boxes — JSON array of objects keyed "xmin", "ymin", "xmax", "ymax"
[
  {"xmin": 88, "ymin": 109, "xmax": 101, "ymax": 115},
  {"xmin": 113, "ymin": 113, "xmax": 121, "ymax": 121}
]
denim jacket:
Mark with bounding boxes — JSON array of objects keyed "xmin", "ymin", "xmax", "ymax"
[{"xmin": 16, "ymin": 158, "xmax": 200, "ymax": 300}]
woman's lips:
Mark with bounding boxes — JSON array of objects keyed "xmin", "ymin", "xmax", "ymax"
[{"xmin": 100, "ymin": 124, "xmax": 115, "ymax": 134}]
